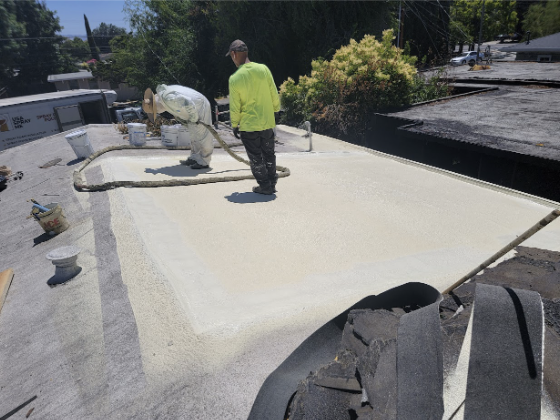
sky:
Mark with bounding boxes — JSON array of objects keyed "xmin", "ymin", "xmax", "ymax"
[{"xmin": 44, "ymin": 0, "xmax": 130, "ymax": 36}]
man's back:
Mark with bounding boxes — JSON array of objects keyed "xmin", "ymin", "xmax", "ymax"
[{"xmin": 229, "ymin": 62, "xmax": 280, "ymax": 132}]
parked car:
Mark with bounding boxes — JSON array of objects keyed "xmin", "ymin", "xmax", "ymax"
[
  {"xmin": 449, "ymin": 51, "xmax": 484, "ymax": 66},
  {"xmin": 511, "ymin": 32, "xmax": 522, "ymax": 42},
  {"xmin": 495, "ymin": 33, "xmax": 522, "ymax": 43}
]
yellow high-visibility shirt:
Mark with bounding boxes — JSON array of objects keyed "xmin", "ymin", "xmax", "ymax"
[{"xmin": 228, "ymin": 62, "xmax": 280, "ymax": 132}]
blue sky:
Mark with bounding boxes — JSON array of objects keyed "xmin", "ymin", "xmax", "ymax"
[{"xmin": 44, "ymin": 1, "xmax": 130, "ymax": 36}]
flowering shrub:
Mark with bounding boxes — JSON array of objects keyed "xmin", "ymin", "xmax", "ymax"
[{"xmin": 279, "ymin": 30, "xmax": 449, "ymax": 135}]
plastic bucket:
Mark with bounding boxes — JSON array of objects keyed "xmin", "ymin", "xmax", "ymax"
[
  {"xmin": 65, "ymin": 130, "xmax": 94, "ymax": 159},
  {"xmin": 33, "ymin": 203, "xmax": 69, "ymax": 235},
  {"xmin": 128, "ymin": 123, "xmax": 147, "ymax": 146},
  {"xmin": 177, "ymin": 125, "xmax": 191, "ymax": 147},
  {"xmin": 161, "ymin": 124, "xmax": 179, "ymax": 147}
]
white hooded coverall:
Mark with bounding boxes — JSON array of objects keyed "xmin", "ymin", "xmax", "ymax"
[{"xmin": 155, "ymin": 84, "xmax": 214, "ymax": 166}]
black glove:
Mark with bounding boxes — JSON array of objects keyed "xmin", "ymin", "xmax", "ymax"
[{"xmin": 233, "ymin": 126, "xmax": 240, "ymax": 139}]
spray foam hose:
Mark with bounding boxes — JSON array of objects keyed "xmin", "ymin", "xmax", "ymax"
[{"xmin": 73, "ymin": 122, "xmax": 290, "ymax": 192}]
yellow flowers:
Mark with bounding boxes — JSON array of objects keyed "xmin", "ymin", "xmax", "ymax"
[{"xmin": 279, "ymin": 29, "xmax": 431, "ymax": 125}]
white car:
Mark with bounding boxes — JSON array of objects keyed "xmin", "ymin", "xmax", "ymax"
[{"xmin": 449, "ymin": 51, "xmax": 484, "ymax": 66}]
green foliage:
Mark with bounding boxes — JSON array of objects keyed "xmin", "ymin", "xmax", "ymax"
[
  {"xmin": 117, "ymin": 0, "xmax": 200, "ymax": 92},
  {"xmin": 213, "ymin": 1, "xmax": 394, "ymax": 93},
  {"xmin": 0, "ymin": 0, "xmax": 75, "ymax": 95},
  {"xmin": 91, "ymin": 34, "xmax": 138, "ymax": 85},
  {"xmin": 523, "ymin": 1, "xmax": 560, "ymax": 39},
  {"xmin": 410, "ymin": 69, "xmax": 451, "ymax": 103},
  {"xmin": 450, "ymin": 0, "xmax": 518, "ymax": 46},
  {"xmin": 61, "ymin": 37, "xmax": 90, "ymax": 62},
  {"xmin": 113, "ymin": 0, "xmax": 393, "ymax": 107},
  {"xmin": 279, "ymin": 30, "xmax": 447, "ymax": 137},
  {"xmin": 92, "ymin": 22, "xmax": 127, "ymax": 54}
]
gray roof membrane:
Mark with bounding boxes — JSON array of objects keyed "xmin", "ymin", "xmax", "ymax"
[{"xmin": 501, "ymin": 32, "xmax": 560, "ymax": 52}]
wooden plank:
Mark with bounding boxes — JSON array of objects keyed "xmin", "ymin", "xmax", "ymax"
[{"xmin": 0, "ymin": 268, "xmax": 14, "ymax": 314}]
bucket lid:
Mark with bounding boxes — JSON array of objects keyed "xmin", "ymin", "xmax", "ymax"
[{"xmin": 65, "ymin": 130, "xmax": 85, "ymax": 138}]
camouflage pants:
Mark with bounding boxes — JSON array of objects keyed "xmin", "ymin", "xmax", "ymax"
[{"xmin": 240, "ymin": 128, "xmax": 277, "ymax": 187}]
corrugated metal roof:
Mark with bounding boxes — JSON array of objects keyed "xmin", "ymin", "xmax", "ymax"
[
  {"xmin": 47, "ymin": 71, "xmax": 94, "ymax": 82},
  {"xmin": 501, "ymin": 32, "xmax": 560, "ymax": 52},
  {"xmin": 0, "ymin": 89, "xmax": 103, "ymax": 107}
]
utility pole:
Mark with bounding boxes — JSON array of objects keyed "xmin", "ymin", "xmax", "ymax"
[
  {"xmin": 477, "ymin": 0, "xmax": 486, "ymax": 62},
  {"xmin": 397, "ymin": 1, "xmax": 402, "ymax": 49}
]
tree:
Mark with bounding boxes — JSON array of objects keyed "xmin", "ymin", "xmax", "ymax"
[
  {"xmin": 113, "ymin": 0, "xmax": 394, "ymax": 118},
  {"xmin": 279, "ymin": 30, "xmax": 449, "ymax": 138},
  {"xmin": 399, "ymin": 1, "xmax": 451, "ymax": 64},
  {"xmin": 61, "ymin": 37, "xmax": 91, "ymax": 62},
  {"xmin": 450, "ymin": 0, "xmax": 517, "ymax": 50},
  {"xmin": 0, "ymin": 0, "xmax": 75, "ymax": 96},
  {"xmin": 92, "ymin": 22, "xmax": 127, "ymax": 54},
  {"xmin": 523, "ymin": 1, "xmax": 560, "ymax": 39},
  {"xmin": 84, "ymin": 14, "xmax": 100, "ymax": 61}
]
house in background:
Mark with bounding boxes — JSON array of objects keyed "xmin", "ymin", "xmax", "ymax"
[
  {"xmin": 47, "ymin": 71, "xmax": 140, "ymax": 101},
  {"xmin": 500, "ymin": 32, "xmax": 560, "ymax": 62}
]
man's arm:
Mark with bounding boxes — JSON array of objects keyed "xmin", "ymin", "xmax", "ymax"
[
  {"xmin": 266, "ymin": 67, "xmax": 280, "ymax": 113},
  {"xmin": 229, "ymin": 79, "xmax": 241, "ymax": 128}
]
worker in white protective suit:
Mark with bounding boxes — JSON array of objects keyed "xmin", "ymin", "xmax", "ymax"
[{"xmin": 148, "ymin": 84, "xmax": 214, "ymax": 169}]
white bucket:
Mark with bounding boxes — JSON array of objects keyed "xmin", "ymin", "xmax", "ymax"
[
  {"xmin": 128, "ymin": 123, "xmax": 146, "ymax": 146},
  {"xmin": 65, "ymin": 130, "xmax": 94, "ymax": 159},
  {"xmin": 161, "ymin": 124, "xmax": 179, "ymax": 147},
  {"xmin": 177, "ymin": 125, "xmax": 191, "ymax": 147}
]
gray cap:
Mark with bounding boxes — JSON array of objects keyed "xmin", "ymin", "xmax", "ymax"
[{"xmin": 225, "ymin": 39, "xmax": 248, "ymax": 57}]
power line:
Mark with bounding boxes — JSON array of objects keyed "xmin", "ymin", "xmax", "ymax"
[
  {"xmin": 405, "ymin": 1, "xmax": 452, "ymax": 42},
  {"xmin": 137, "ymin": 28, "xmax": 181, "ymax": 84},
  {"xmin": 404, "ymin": 1, "xmax": 442, "ymax": 58},
  {"xmin": 436, "ymin": 0, "xmax": 472, "ymax": 42}
]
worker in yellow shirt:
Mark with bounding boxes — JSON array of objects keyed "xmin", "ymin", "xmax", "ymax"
[{"xmin": 226, "ymin": 40, "xmax": 280, "ymax": 195}]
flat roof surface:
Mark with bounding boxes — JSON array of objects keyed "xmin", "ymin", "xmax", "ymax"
[
  {"xmin": 0, "ymin": 124, "xmax": 559, "ymax": 418},
  {"xmin": 388, "ymin": 85, "xmax": 560, "ymax": 161},
  {"xmin": 442, "ymin": 61, "xmax": 560, "ymax": 82},
  {"xmin": 0, "ymin": 89, "xmax": 103, "ymax": 107},
  {"xmin": 500, "ymin": 32, "xmax": 560, "ymax": 52}
]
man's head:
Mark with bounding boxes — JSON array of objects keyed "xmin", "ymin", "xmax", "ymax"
[{"xmin": 226, "ymin": 39, "xmax": 249, "ymax": 67}]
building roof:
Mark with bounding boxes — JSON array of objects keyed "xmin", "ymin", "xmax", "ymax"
[
  {"xmin": 0, "ymin": 124, "xmax": 559, "ymax": 419},
  {"xmin": 388, "ymin": 84, "xmax": 560, "ymax": 162},
  {"xmin": 500, "ymin": 32, "xmax": 560, "ymax": 52},
  {"xmin": 0, "ymin": 89, "xmax": 103, "ymax": 107},
  {"xmin": 47, "ymin": 71, "xmax": 94, "ymax": 83}
]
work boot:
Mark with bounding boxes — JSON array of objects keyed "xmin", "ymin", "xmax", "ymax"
[
  {"xmin": 180, "ymin": 158, "xmax": 197, "ymax": 166},
  {"xmin": 191, "ymin": 163, "xmax": 209, "ymax": 169},
  {"xmin": 252, "ymin": 184, "xmax": 274, "ymax": 195},
  {"xmin": 270, "ymin": 174, "xmax": 278, "ymax": 193}
]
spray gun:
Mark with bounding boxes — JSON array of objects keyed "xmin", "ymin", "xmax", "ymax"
[{"xmin": 298, "ymin": 121, "xmax": 313, "ymax": 152}]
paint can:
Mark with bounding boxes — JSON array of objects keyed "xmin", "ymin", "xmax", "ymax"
[
  {"xmin": 32, "ymin": 202, "xmax": 69, "ymax": 235},
  {"xmin": 128, "ymin": 123, "xmax": 147, "ymax": 146},
  {"xmin": 161, "ymin": 124, "xmax": 179, "ymax": 147},
  {"xmin": 65, "ymin": 130, "xmax": 95, "ymax": 159}
]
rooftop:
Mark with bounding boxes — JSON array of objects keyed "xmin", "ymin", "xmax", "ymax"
[
  {"xmin": 500, "ymin": 32, "xmax": 560, "ymax": 52},
  {"xmin": 0, "ymin": 89, "xmax": 104, "ymax": 108},
  {"xmin": 442, "ymin": 61, "xmax": 560, "ymax": 83},
  {"xmin": 388, "ymin": 84, "xmax": 560, "ymax": 162},
  {"xmin": 0, "ymin": 123, "xmax": 559, "ymax": 418}
]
